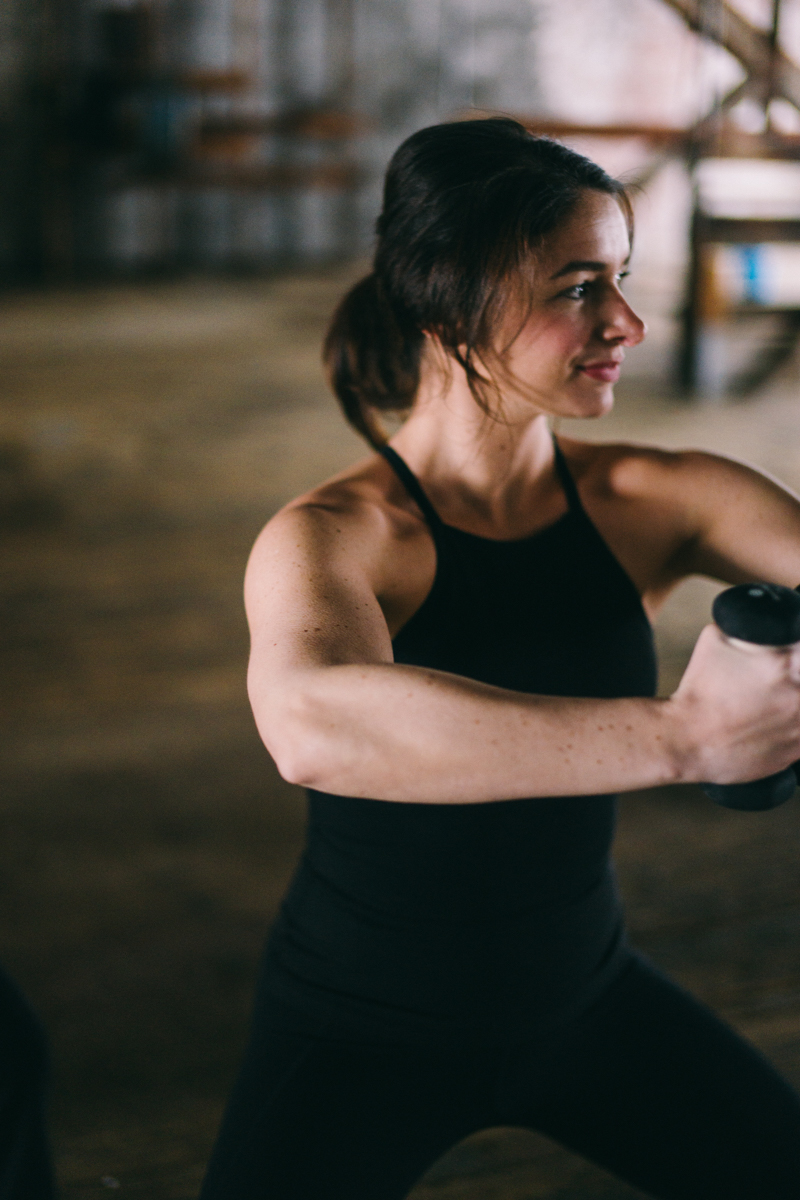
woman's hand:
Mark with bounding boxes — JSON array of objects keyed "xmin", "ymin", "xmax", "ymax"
[{"xmin": 666, "ymin": 624, "xmax": 800, "ymax": 785}]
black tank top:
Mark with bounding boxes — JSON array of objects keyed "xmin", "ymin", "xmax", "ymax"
[{"xmin": 263, "ymin": 440, "xmax": 657, "ymax": 1044}]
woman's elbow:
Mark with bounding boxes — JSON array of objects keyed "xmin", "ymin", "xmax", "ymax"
[
  {"xmin": 269, "ymin": 734, "xmax": 327, "ymax": 788},
  {"xmin": 249, "ymin": 681, "xmax": 335, "ymax": 789}
]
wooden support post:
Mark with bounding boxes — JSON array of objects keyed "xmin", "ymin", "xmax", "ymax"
[
  {"xmin": 679, "ymin": 201, "xmax": 703, "ymax": 392},
  {"xmin": 327, "ymin": 0, "xmax": 355, "ymax": 111}
]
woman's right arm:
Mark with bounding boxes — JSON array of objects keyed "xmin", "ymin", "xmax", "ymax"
[{"xmin": 245, "ymin": 501, "xmax": 800, "ymax": 804}]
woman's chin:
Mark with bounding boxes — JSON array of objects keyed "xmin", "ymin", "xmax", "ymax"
[
  {"xmin": 593, "ymin": 386, "xmax": 616, "ymax": 417},
  {"xmin": 557, "ymin": 383, "xmax": 616, "ymax": 421}
]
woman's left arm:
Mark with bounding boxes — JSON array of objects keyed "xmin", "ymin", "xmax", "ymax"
[
  {"xmin": 586, "ymin": 443, "xmax": 800, "ymax": 603},
  {"xmin": 665, "ymin": 451, "xmax": 800, "ymax": 589}
]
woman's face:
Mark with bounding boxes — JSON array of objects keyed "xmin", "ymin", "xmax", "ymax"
[{"xmin": 499, "ymin": 189, "xmax": 646, "ymax": 420}]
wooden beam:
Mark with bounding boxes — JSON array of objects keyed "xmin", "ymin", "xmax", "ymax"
[
  {"xmin": 701, "ymin": 126, "xmax": 800, "ymax": 158},
  {"xmin": 515, "ymin": 119, "xmax": 687, "ymax": 144},
  {"xmin": 512, "ymin": 116, "xmax": 800, "ymax": 161},
  {"xmin": 175, "ymin": 68, "xmax": 250, "ymax": 93},
  {"xmin": 696, "ymin": 215, "xmax": 800, "ymax": 242},
  {"xmin": 198, "ymin": 109, "xmax": 367, "ymax": 141},
  {"xmin": 660, "ymin": 0, "xmax": 800, "ymax": 112},
  {"xmin": 114, "ymin": 162, "xmax": 364, "ymax": 192}
]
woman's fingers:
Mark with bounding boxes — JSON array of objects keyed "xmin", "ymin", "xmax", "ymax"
[{"xmin": 671, "ymin": 625, "xmax": 800, "ymax": 786}]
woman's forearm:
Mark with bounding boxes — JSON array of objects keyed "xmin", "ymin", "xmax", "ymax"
[{"xmin": 252, "ymin": 660, "xmax": 689, "ymax": 802}]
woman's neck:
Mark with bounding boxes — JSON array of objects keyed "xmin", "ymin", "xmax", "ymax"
[{"xmin": 388, "ymin": 359, "xmax": 565, "ymax": 539}]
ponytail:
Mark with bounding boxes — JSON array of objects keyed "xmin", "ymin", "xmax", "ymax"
[{"xmin": 322, "ymin": 273, "xmax": 423, "ymax": 449}]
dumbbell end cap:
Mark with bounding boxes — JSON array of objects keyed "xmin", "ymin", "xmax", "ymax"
[
  {"xmin": 712, "ymin": 583, "xmax": 800, "ymax": 645},
  {"xmin": 701, "ymin": 766, "xmax": 797, "ymax": 811}
]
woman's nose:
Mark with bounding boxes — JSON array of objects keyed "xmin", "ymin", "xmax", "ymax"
[{"xmin": 601, "ymin": 294, "xmax": 647, "ymax": 346}]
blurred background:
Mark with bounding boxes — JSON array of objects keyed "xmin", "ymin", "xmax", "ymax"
[{"xmin": 3, "ymin": 0, "xmax": 800, "ymax": 1196}]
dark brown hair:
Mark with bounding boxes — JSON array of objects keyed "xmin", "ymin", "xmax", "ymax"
[{"xmin": 323, "ymin": 117, "xmax": 632, "ymax": 448}]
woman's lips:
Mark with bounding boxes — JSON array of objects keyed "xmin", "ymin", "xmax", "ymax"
[{"xmin": 577, "ymin": 360, "xmax": 622, "ymax": 383}]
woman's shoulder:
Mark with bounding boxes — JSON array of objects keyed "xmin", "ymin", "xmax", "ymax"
[
  {"xmin": 554, "ymin": 436, "xmax": 800, "ymax": 601},
  {"xmin": 269, "ymin": 452, "xmax": 425, "ymax": 536},
  {"xmin": 246, "ymin": 450, "xmax": 433, "ymax": 589},
  {"xmin": 557, "ymin": 435, "xmax": 775, "ymax": 508}
]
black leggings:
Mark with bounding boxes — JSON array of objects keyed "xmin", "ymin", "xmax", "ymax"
[{"xmin": 200, "ymin": 955, "xmax": 800, "ymax": 1200}]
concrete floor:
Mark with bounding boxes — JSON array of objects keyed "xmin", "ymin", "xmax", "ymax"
[{"xmin": 2, "ymin": 272, "xmax": 800, "ymax": 1198}]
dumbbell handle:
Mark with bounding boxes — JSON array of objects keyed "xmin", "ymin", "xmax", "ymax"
[{"xmin": 702, "ymin": 583, "xmax": 800, "ymax": 811}]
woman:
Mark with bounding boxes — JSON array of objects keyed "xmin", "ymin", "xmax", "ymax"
[{"xmin": 200, "ymin": 119, "xmax": 800, "ymax": 1199}]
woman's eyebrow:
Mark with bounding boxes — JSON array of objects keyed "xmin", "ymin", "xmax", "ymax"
[
  {"xmin": 549, "ymin": 259, "xmax": 607, "ymax": 279},
  {"xmin": 550, "ymin": 256, "xmax": 630, "ymax": 280}
]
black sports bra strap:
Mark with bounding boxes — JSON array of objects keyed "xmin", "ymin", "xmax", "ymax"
[
  {"xmin": 552, "ymin": 436, "xmax": 584, "ymax": 516},
  {"xmin": 380, "ymin": 445, "xmax": 443, "ymax": 531},
  {"xmin": 383, "ymin": 439, "xmax": 582, "ymax": 529}
]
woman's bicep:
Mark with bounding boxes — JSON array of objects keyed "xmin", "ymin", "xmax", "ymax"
[{"xmin": 244, "ymin": 506, "xmax": 394, "ymax": 729}]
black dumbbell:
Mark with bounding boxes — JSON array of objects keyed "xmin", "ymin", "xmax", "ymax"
[{"xmin": 702, "ymin": 582, "xmax": 800, "ymax": 811}]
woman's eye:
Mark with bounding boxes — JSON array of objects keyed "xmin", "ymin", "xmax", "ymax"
[
  {"xmin": 559, "ymin": 271, "xmax": 629, "ymax": 301},
  {"xmin": 561, "ymin": 282, "xmax": 590, "ymax": 300}
]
